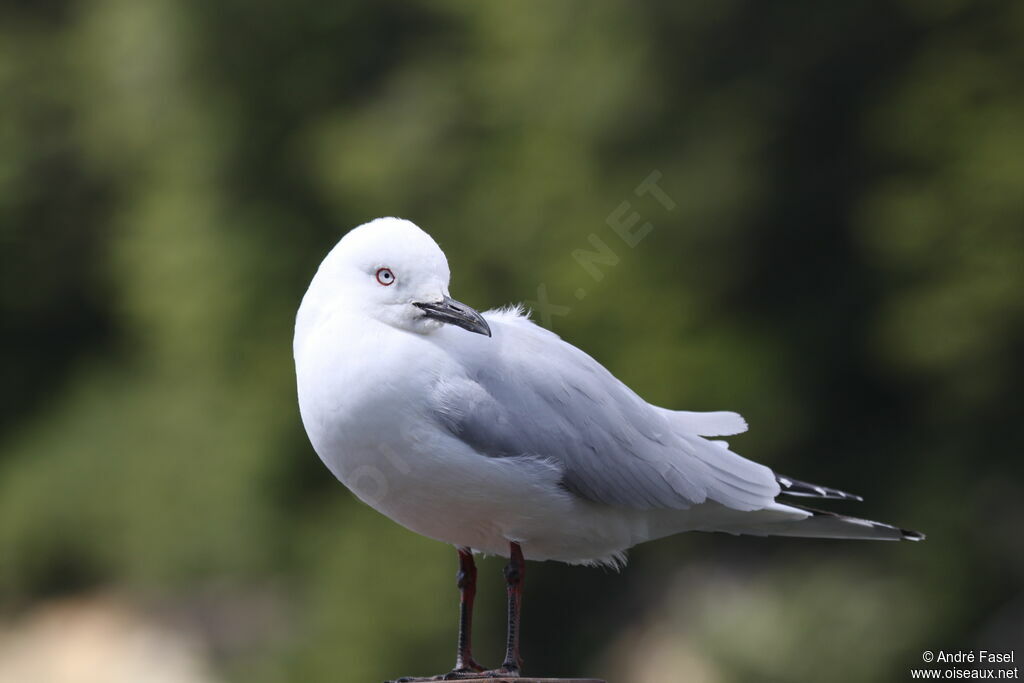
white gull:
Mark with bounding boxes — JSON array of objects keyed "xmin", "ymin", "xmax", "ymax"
[{"xmin": 293, "ymin": 217, "xmax": 922, "ymax": 681}]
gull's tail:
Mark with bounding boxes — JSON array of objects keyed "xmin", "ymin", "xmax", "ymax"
[
  {"xmin": 658, "ymin": 409, "xmax": 923, "ymax": 540},
  {"xmin": 711, "ymin": 474, "xmax": 926, "ymax": 541},
  {"xmin": 758, "ymin": 503, "xmax": 924, "ymax": 541},
  {"xmin": 705, "ymin": 500, "xmax": 925, "ymax": 541}
]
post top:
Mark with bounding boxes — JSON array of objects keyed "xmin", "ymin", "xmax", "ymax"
[{"xmin": 386, "ymin": 679, "xmax": 606, "ymax": 682}]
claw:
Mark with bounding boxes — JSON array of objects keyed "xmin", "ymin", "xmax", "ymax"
[
  {"xmin": 388, "ymin": 666, "xmax": 497, "ymax": 682},
  {"xmin": 388, "ymin": 669, "xmax": 520, "ymax": 682}
]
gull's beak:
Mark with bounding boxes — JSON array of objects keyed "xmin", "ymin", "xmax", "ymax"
[{"xmin": 413, "ymin": 295, "xmax": 492, "ymax": 337}]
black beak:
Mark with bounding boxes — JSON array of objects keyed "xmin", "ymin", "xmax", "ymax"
[{"xmin": 413, "ymin": 295, "xmax": 492, "ymax": 337}]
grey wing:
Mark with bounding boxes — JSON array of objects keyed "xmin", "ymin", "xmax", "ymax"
[{"xmin": 430, "ymin": 312, "xmax": 780, "ymax": 511}]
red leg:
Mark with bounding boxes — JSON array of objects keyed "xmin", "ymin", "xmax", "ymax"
[
  {"xmin": 498, "ymin": 541, "xmax": 525, "ymax": 674},
  {"xmin": 391, "ymin": 543, "xmax": 528, "ymax": 682},
  {"xmin": 454, "ymin": 547, "xmax": 485, "ymax": 673}
]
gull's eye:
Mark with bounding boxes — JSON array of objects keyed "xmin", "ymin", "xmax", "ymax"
[{"xmin": 375, "ymin": 267, "xmax": 395, "ymax": 286}]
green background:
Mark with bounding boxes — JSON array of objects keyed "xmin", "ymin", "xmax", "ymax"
[{"xmin": 2, "ymin": 1, "xmax": 1022, "ymax": 681}]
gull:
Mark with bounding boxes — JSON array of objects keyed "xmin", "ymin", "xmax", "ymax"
[{"xmin": 293, "ymin": 217, "xmax": 923, "ymax": 681}]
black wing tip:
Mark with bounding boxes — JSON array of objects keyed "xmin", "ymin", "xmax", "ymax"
[
  {"xmin": 776, "ymin": 474, "xmax": 864, "ymax": 502},
  {"xmin": 790, "ymin": 503, "xmax": 926, "ymax": 542}
]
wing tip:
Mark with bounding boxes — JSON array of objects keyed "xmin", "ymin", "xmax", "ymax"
[
  {"xmin": 781, "ymin": 502, "xmax": 925, "ymax": 541},
  {"xmin": 776, "ymin": 474, "xmax": 864, "ymax": 502}
]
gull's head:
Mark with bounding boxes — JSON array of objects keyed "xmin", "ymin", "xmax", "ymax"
[{"xmin": 303, "ymin": 217, "xmax": 490, "ymax": 337}]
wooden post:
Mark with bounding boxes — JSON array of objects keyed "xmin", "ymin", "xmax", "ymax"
[
  {"xmin": 481, "ymin": 679, "xmax": 606, "ymax": 682},
  {"xmin": 386, "ymin": 679, "xmax": 605, "ymax": 682}
]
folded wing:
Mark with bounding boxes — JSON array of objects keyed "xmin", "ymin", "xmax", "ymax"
[{"xmin": 429, "ymin": 310, "xmax": 780, "ymax": 512}]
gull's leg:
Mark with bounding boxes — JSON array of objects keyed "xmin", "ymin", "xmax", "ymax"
[
  {"xmin": 390, "ymin": 547, "xmax": 488, "ymax": 682},
  {"xmin": 452, "ymin": 547, "xmax": 485, "ymax": 673},
  {"xmin": 431, "ymin": 542, "xmax": 527, "ymax": 681},
  {"xmin": 493, "ymin": 541, "xmax": 526, "ymax": 676}
]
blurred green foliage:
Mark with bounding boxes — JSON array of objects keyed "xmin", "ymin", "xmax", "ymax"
[{"xmin": 1, "ymin": 0, "xmax": 1022, "ymax": 681}]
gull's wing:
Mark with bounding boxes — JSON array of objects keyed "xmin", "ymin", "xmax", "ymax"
[
  {"xmin": 429, "ymin": 308, "xmax": 780, "ymax": 511},
  {"xmin": 669, "ymin": 410, "xmax": 748, "ymax": 437}
]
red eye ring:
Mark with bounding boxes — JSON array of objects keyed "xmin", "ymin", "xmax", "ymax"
[{"xmin": 375, "ymin": 267, "xmax": 395, "ymax": 286}]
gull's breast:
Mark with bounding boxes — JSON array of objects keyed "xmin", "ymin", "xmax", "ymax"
[{"xmin": 294, "ymin": 316, "xmax": 642, "ymax": 560}]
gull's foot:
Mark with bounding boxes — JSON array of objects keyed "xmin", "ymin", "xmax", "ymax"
[
  {"xmin": 441, "ymin": 671, "xmax": 494, "ymax": 680},
  {"xmin": 469, "ymin": 666, "xmax": 520, "ymax": 679},
  {"xmin": 456, "ymin": 658, "xmax": 487, "ymax": 674},
  {"xmin": 388, "ymin": 666, "xmax": 495, "ymax": 682}
]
